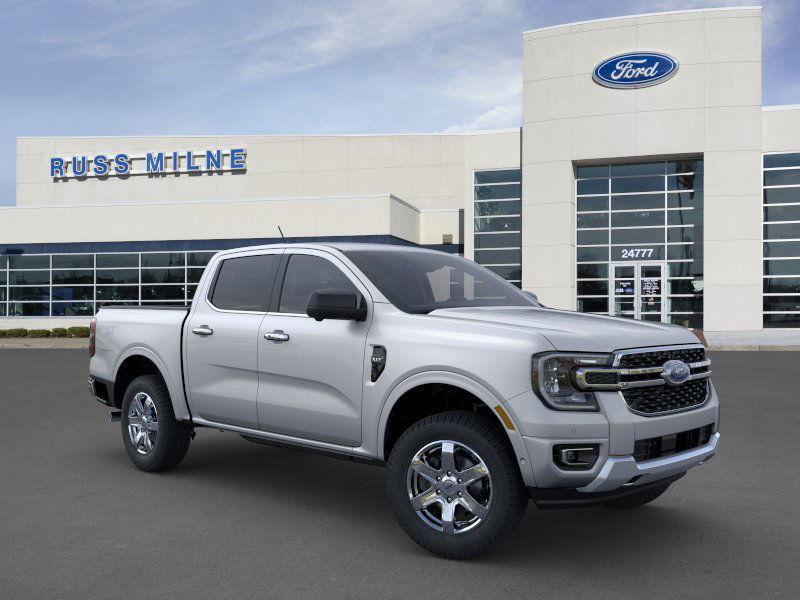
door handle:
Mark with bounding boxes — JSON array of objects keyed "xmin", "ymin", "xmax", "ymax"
[
  {"xmin": 192, "ymin": 325, "xmax": 214, "ymax": 336},
  {"xmin": 264, "ymin": 330, "xmax": 290, "ymax": 343}
]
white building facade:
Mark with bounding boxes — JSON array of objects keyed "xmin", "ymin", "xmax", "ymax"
[{"xmin": 3, "ymin": 7, "xmax": 799, "ymax": 341}]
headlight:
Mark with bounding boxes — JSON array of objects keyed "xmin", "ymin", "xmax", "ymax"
[{"xmin": 531, "ymin": 353, "xmax": 612, "ymax": 411}]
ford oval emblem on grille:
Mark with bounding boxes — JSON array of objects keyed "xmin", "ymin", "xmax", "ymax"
[
  {"xmin": 662, "ymin": 359, "xmax": 691, "ymax": 385},
  {"xmin": 593, "ymin": 52, "xmax": 679, "ymax": 89}
]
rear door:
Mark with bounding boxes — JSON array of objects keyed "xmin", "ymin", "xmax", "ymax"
[
  {"xmin": 185, "ymin": 250, "xmax": 281, "ymax": 428},
  {"xmin": 256, "ymin": 250, "xmax": 371, "ymax": 446}
]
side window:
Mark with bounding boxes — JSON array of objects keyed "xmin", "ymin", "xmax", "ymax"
[
  {"xmin": 210, "ymin": 254, "xmax": 278, "ymax": 311},
  {"xmin": 279, "ymin": 254, "xmax": 358, "ymax": 314}
]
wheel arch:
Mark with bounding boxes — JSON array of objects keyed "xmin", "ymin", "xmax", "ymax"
[
  {"xmin": 113, "ymin": 347, "xmax": 190, "ymax": 421},
  {"xmin": 377, "ymin": 371, "xmax": 536, "ymax": 486}
]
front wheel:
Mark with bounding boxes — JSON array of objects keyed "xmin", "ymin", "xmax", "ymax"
[
  {"xmin": 386, "ymin": 411, "xmax": 527, "ymax": 559},
  {"xmin": 121, "ymin": 374, "xmax": 192, "ymax": 472}
]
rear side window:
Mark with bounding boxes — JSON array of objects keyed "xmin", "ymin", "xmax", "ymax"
[
  {"xmin": 210, "ymin": 254, "xmax": 278, "ymax": 311},
  {"xmin": 279, "ymin": 254, "xmax": 357, "ymax": 314}
]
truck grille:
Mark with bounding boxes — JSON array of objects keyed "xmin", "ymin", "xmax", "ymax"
[
  {"xmin": 617, "ymin": 347, "xmax": 706, "ymax": 369},
  {"xmin": 622, "ymin": 379, "xmax": 709, "ymax": 415},
  {"xmin": 633, "ymin": 423, "xmax": 715, "ymax": 462}
]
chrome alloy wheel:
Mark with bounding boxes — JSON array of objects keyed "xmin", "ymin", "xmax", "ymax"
[
  {"xmin": 406, "ymin": 440, "xmax": 492, "ymax": 534},
  {"xmin": 127, "ymin": 392, "xmax": 159, "ymax": 455}
]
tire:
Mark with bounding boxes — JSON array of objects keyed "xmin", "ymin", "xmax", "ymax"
[
  {"xmin": 121, "ymin": 374, "xmax": 192, "ymax": 472},
  {"xmin": 387, "ymin": 411, "xmax": 527, "ymax": 559},
  {"xmin": 604, "ymin": 483, "xmax": 670, "ymax": 509}
]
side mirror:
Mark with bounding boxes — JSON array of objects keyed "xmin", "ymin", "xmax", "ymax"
[
  {"xmin": 524, "ymin": 290, "xmax": 539, "ymax": 303},
  {"xmin": 306, "ymin": 289, "xmax": 367, "ymax": 322}
]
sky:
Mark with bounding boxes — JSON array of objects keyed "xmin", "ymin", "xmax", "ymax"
[{"xmin": 1, "ymin": 0, "xmax": 798, "ymax": 206}]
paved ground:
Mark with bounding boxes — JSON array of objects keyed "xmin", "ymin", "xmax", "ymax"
[{"xmin": 1, "ymin": 350, "xmax": 798, "ymax": 599}]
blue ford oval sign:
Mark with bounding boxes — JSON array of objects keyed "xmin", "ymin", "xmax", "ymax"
[{"xmin": 593, "ymin": 52, "xmax": 678, "ymax": 89}]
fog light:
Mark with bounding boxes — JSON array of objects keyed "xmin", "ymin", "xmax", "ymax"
[{"xmin": 553, "ymin": 444, "xmax": 599, "ymax": 471}]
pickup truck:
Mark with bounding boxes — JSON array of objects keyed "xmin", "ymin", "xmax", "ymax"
[{"xmin": 89, "ymin": 243, "xmax": 719, "ymax": 559}]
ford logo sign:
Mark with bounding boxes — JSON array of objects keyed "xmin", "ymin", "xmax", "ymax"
[
  {"xmin": 661, "ymin": 360, "xmax": 691, "ymax": 386},
  {"xmin": 593, "ymin": 52, "xmax": 678, "ymax": 89}
]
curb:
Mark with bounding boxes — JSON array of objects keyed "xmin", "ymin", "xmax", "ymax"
[
  {"xmin": 0, "ymin": 339, "xmax": 89, "ymax": 349},
  {"xmin": 706, "ymin": 345, "xmax": 800, "ymax": 352}
]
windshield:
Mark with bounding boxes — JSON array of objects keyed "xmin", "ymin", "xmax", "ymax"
[{"xmin": 344, "ymin": 249, "xmax": 538, "ymax": 314}]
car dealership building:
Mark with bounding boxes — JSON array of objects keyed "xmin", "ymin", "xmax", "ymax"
[{"xmin": 2, "ymin": 6, "xmax": 799, "ymax": 342}]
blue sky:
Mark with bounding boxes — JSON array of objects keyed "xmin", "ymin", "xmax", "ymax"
[{"xmin": 1, "ymin": 0, "xmax": 798, "ymax": 206}]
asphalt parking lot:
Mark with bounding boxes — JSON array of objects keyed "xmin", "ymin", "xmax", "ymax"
[{"xmin": 1, "ymin": 350, "xmax": 798, "ymax": 599}]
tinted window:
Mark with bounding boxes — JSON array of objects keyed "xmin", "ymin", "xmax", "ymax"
[
  {"xmin": 279, "ymin": 255, "xmax": 357, "ymax": 314},
  {"xmin": 344, "ymin": 250, "xmax": 536, "ymax": 314},
  {"xmin": 210, "ymin": 254, "xmax": 278, "ymax": 311}
]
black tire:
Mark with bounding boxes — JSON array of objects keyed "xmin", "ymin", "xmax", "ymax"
[
  {"xmin": 387, "ymin": 411, "xmax": 527, "ymax": 559},
  {"xmin": 121, "ymin": 374, "xmax": 192, "ymax": 472},
  {"xmin": 604, "ymin": 483, "xmax": 670, "ymax": 509}
]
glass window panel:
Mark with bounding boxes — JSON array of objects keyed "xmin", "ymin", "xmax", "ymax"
[
  {"xmin": 278, "ymin": 255, "xmax": 358, "ymax": 314},
  {"xmin": 10, "ymin": 287, "xmax": 50, "ymax": 301},
  {"xmin": 577, "ymin": 179, "xmax": 608, "ymax": 195},
  {"xmin": 474, "ymin": 184, "xmax": 521, "ymax": 200},
  {"xmin": 187, "ymin": 268, "xmax": 205, "ymax": 284},
  {"xmin": 0, "ymin": 272, "xmax": 5, "ymax": 285},
  {"xmin": 764, "ymin": 243, "xmax": 779, "ymax": 267},
  {"xmin": 764, "ymin": 170, "xmax": 800, "ymax": 187},
  {"xmin": 667, "ymin": 191, "xmax": 702, "ymax": 209},
  {"xmin": 96, "ymin": 269, "xmax": 138, "ymax": 284},
  {"xmin": 96, "ymin": 286, "xmax": 139, "ymax": 301},
  {"xmin": 764, "ymin": 153, "xmax": 800, "ymax": 169},
  {"xmin": 763, "ymin": 277, "xmax": 800, "ymax": 294},
  {"xmin": 0, "ymin": 304, "xmax": 5, "ymax": 316},
  {"xmin": 764, "ymin": 205, "xmax": 800, "ymax": 222},
  {"xmin": 141, "ymin": 285, "xmax": 186, "ymax": 301},
  {"xmin": 576, "ymin": 165, "xmax": 608, "ymax": 179},
  {"xmin": 9, "ymin": 270, "xmax": 49, "ymax": 285},
  {"xmin": 611, "ymin": 194, "xmax": 664, "ymax": 210},
  {"xmin": 612, "ymin": 246, "xmax": 665, "ymax": 261},
  {"xmin": 97, "ymin": 254, "xmax": 138, "ymax": 268},
  {"xmin": 577, "ymin": 264, "xmax": 608, "ymax": 279},
  {"xmin": 667, "ymin": 174, "xmax": 700, "ymax": 191},
  {"xmin": 0, "ymin": 255, "xmax": 6, "ymax": 269},
  {"xmin": 667, "ymin": 160, "xmax": 702, "ymax": 174},
  {"xmin": 0, "ymin": 289, "xmax": 5, "ymax": 301},
  {"xmin": 669, "ymin": 314, "xmax": 703, "ymax": 328},
  {"xmin": 474, "ymin": 216, "xmax": 521, "ymax": 232},
  {"xmin": 668, "ymin": 227, "xmax": 694, "ymax": 243},
  {"xmin": 764, "ymin": 259, "xmax": 800, "ymax": 276},
  {"xmin": 611, "ymin": 162, "xmax": 664, "ymax": 177},
  {"xmin": 577, "ymin": 246, "xmax": 609, "ymax": 262},
  {"xmin": 52, "ymin": 286, "xmax": 93, "ymax": 301},
  {"xmin": 577, "ymin": 230, "xmax": 608, "ymax": 245},
  {"xmin": 577, "ymin": 197, "xmax": 608, "ymax": 212},
  {"xmin": 668, "ymin": 209, "xmax": 700, "ymax": 225},
  {"xmin": 211, "ymin": 254, "xmax": 279, "ymax": 311},
  {"xmin": 577, "ymin": 281, "xmax": 608, "ymax": 295},
  {"xmin": 577, "ymin": 297, "xmax": 608, "ymax": 313},
  {"xmin": 474, "ymin": 170, "xmax": 520, "ymax": 184},
  {"xmin": 763, "ymin": 296, "xmax": 800, "ymax": 312},
  {"xmin": 764, "ymin": 223, "xmax": 800, "ymax": 240},
  {"xmin": 764, "ymin": 313, "xmax": 800, "ymax": 327},
  {"xmin": 611, "ymin": 228, "xmax": 664, "ymax": 244},
  {"xmin": 668, "ymin": 296, "xmax": 703, "ymax": 312},
  {"xmin": 668, "ymin": 279, "xmax": 703, "ymax": 295},
  {"xmin": 474, "ymin": 200, "xmax": 521, "ymax": 216},
  {"xmin": 611, "ymin": 176, "xmax": 663, "ymax": 194},
  {"xmin": 52, "ymin": 302, "xmax": 94, "ymax": 316},
  {"xmin": 577, "ymin": 213, "xmax": 608, "ymax": 228},
  {"xmin": 668, "ymin": 262, "xmax": 696, "ymax": 277},
  {"xmin": 763, "ymin": 187, "xmax": 800, "ymax": 204},
  {"xmin": 141, "ymin": 268, "xmax": 185, "ymax": 284},
  {"xmin": 97, "ymin": 301, "xmax": 138, "ymax": 308},
  {"xmin": 9, "ymin": 255, "xmax": 49, "ymax": 269},
  {"xmin": 52, "ymin": 254, "xmax": 93, "ymax": 269},
  {"xmin": 52, "ymin": 270, "xmax": 93, "ymax": 284},
  {"xmin": 483, "ymin": 265, "xmax": 521, "ymax": 280},
  {"xmin": 611, "ymin": 210, "xmax": 664, "ymax": 228},
  {"xmin": 474, "ymin": 233, "xmax": 521, "ymax": 249},
  {"xmin": 141, "ymin": 252, "xmax": 185, "ymax": 268},
  {"xmin": 188, "ymin": 285, "xmax": 198, "ymax": 298},
  {"xmin": 187, "ymin": 251, "xmax": 217, "ymax": 267},
  {"xmin": 473, "ymin": 249, "xmax": 521, "ymax": 265},
  {"xmin": 667, "ymin": 245, "xmax": 695, "ymax": 261},
  {"xmin": 8, "ymin": 302, "xmax": 49, "ymax": 316}
]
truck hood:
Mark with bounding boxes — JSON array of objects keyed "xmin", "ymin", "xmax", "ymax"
[{"xmin": 427, "ymin": 306, "xmax": 700, "ymax": 353}]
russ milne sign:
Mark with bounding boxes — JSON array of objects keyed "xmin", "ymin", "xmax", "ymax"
[
  {"xmin": 50, "ymin": 148, "xmax": 246, "ymax": 179},
  {"xmin": 593, "ymin": 52, "xmax": 678, "ymax": 89}
]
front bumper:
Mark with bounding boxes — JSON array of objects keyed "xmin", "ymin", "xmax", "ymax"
[{"xmin": 579, "ymin": 432, "xmax": 719, "ymax": 493}]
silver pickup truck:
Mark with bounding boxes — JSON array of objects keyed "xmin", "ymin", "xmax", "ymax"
[{"xmin": 89, "ymin": 243, "xmax": 719, "ymax": 559}]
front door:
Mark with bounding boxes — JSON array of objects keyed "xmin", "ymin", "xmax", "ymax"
[
  {"xmin": 256, "ymin": 250, "xmax": 371, "ymax": 447},
  {"xmin": 610, "ymin": 262, "xmax": 666, "ymax": 322}
]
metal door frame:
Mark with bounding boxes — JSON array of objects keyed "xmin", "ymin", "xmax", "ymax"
[{"xmin": 610, "ymin": 261, "xmax": 667, "ymax": 322}]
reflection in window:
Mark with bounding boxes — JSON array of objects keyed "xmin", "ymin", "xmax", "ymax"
[{"xmin": 474, "ymin": 170, "xmax": 522, "ymax": 287}]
